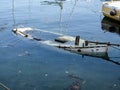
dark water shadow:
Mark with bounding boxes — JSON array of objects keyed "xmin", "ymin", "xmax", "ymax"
[{"xmin": 101, "ymin": 17, "xmax": 120, "ymax": 36}]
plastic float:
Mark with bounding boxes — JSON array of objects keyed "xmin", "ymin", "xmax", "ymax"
[{"xmin": 102, "ymin": 0, "xmax": 120, "ymax": 21}]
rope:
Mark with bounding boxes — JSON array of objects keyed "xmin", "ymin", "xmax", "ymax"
[
  {"xmin": 110, "ymin": 57, "xmax": 120, "ymax": 59},
  {"xmin": 12, "ymin": 0, "xmax": 16, "ymax": 27},
  {"xmin": 111, "ymin": 46, "xmax": 120, "ymax": 51},
  {"xmin": 0, "ymin": 82, "xmax": 10, "ymax": 90},
  {"xmin": 86, "ymin": 40, "xmax": 120, "ymax": 46},
  {"xmin": 66, "ymin": 0, "xmax": 78, "ymax": 32},
  {"xmin": 59, "ymin": 2, "xmax": 63, "ymax": 34},
  {"xmin": 69, "ymin": 0, "xmax": 78, "ymax": 18}
]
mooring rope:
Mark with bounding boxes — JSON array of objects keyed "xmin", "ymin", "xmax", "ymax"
[
  {"xmin": 66, "ymin": 0, "xmax": 78, "ymax": 32},
  {"xmin": 0, "ymin": 82, "xmax": 10, "ymax": 90},
  {"xmin": 111, "ymin": 46, "xmax": 120, "ymax": 51}
]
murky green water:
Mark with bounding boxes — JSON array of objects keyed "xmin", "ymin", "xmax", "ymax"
[{"xmin": 0, "ymin": 0, "xmax": 120, "ymax": 90}]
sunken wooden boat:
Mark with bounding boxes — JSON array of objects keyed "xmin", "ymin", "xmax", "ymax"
[
  {"xmin": 102, "ymin": 0, "xmax": 120, "ymax": 21},
  {"xmin": 12, "ymin": 27, "xmax": 120, "ymax": 59}
]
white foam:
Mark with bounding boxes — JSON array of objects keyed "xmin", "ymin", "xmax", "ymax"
[{"xmin": 14, "ymin": 27, "xmax": 33, "ymax": 32}]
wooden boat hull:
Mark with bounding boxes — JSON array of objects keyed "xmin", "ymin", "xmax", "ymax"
[
  {"xmin": 13, "ymin": 27, "xmax": 108, "ymax": 55},
  {"xmin": 12, "ymin": 27, "xmax": 120, "ymax": 65},
  {"xmin": 62, "ymin": 46, "xmax": 109, "ymax": 59},
  {"xmin": 102, "ymin": 1, "xmax": 120, "ymax": 21},
  {"xmin": 62, "ymin": 46, "xmax": 108, "ymax": 53}
]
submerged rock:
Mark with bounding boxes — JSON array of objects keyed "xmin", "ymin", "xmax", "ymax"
[{"xmin": 64, "ymin": 81, "xmax": 81, "ymax": 90}]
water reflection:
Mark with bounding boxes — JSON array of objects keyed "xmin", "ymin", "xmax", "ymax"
[
  {"xmin": 69, "ymin": 49, "xmax": 120, "ymax": 66},
  {"xmin": 12, "ymin": 0, "xmax": 16, "ymax": 26},
  {"xmin": 41, "ymin": 0, "xmax": 63, "ymax": 9},
  {"xmin": 12, "ymin": 0, "xmax": 32, "ymax": 26},
  {"xmin": 41, "ymin": 0, "xmax": 64, "ymax": 31},
  {"xmin": 101, "ymin": 17, "xmax": 120, "ymax": 36},
  {"xmin": 40, "ymin": 0, "xmax": 78, "ymax": 31}
]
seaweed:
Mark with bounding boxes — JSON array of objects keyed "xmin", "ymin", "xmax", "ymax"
[{"xmin": 64, "ymin": 81, "xmax": 81, "ymax": 90}]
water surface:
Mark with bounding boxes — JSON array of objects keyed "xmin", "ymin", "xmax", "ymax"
[{"xmin": 0, "ymin": 0, "xmax": 120, "ymax": 90}]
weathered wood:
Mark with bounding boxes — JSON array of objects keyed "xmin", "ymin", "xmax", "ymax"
[{"xmin": 87, "ymin": 40, "xmax": 120, "ymax": 46}]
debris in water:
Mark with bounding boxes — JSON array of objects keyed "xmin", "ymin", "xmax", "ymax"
[
  {"xmin": 18, "ymin": 51, "xmax": 31, "ymax": 56},
  {"xmin": 65, "ymin": 71, "xmax": 69, "ymax": 74},
  {"xmin": 67, "ymin": 74, "xmax": 83, "ymax": 81},
  {"xmin": 18, "ymin": 70, "xmax": 22, "ymax": 74},
  {"xmin": 0, "ymin": 43, "xmax": 14, "ymax": 48},
  {"xmin": 64, "ymin": 81, "xmax": 81, "ymax": 90},
  {"xmin": 45, "ymin": 73, "xmax": 48, "ymax": 77},
  {"xmin": 82, "ymin": 80, "xmax": 86, "ymax": 85},
  {"xmin": 113, "ymin": 84, "xmax": 117, "ymax": 87}
]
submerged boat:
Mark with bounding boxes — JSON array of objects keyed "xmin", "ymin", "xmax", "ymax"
[
  {"xmin": 13, "ymin": 27, "xmax": 109, "ymax": 53},
  {"xmin": 12, "ymin": 27, "xmax": 119, "ymax": 59},
  {"xmin": 102, "ymin": 0, "xmax": 120, "ymax": 21}
]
